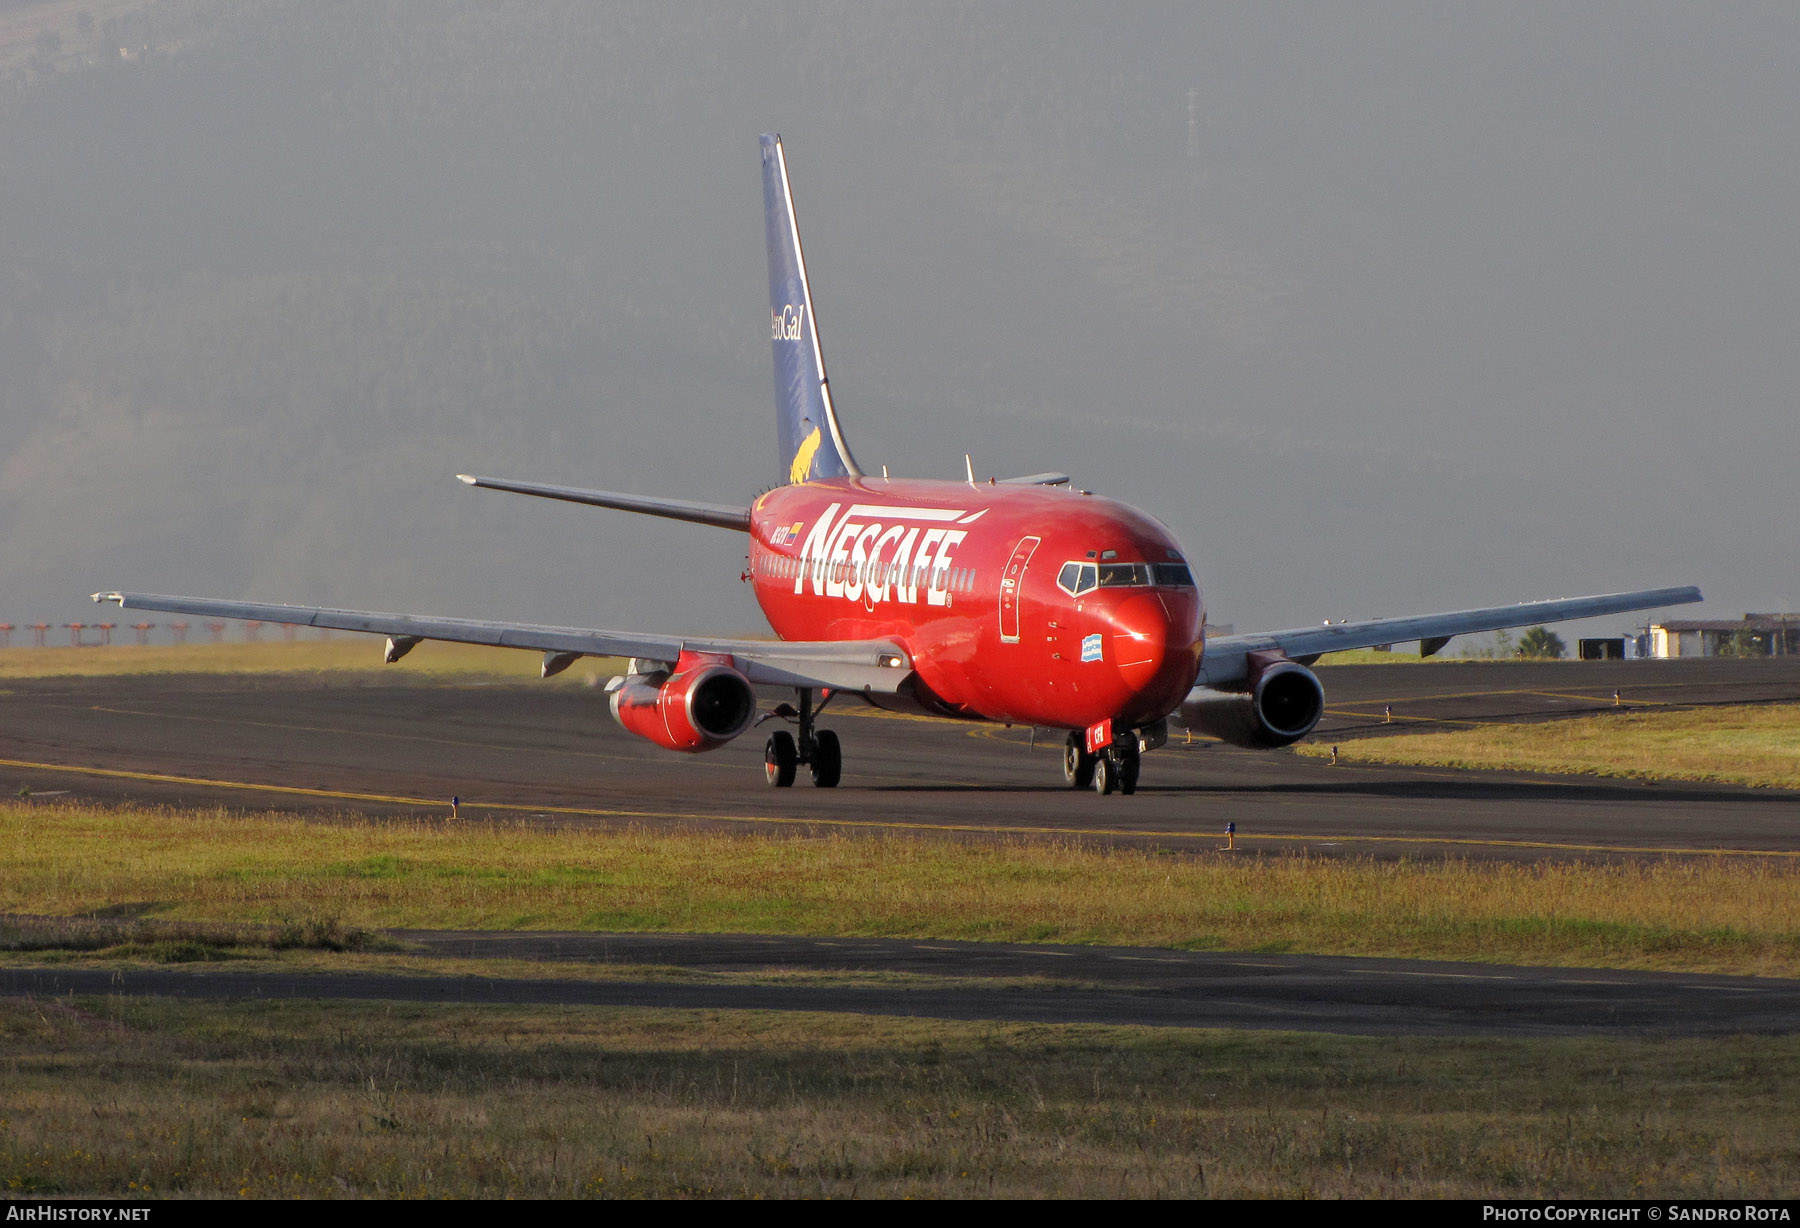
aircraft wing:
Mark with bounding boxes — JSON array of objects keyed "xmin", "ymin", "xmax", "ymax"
[
  {"xmin": 1196, "ymin": 585, "xmax": 1702, "ymax": 687},
  {"xmin": 91, "ymin": 592, "xmax": 911, "ymax": 693}
]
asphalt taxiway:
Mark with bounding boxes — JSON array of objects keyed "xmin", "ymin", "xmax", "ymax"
[
  {"xmin": 7, "ymin": 931, "xmax": 1799, "ymax": 1036},
  {"xmin": 3, "ymin": 657, "xmax": 1797, "ymax": 859}
]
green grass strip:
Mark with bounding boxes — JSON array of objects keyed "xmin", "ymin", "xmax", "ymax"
[
  {"xmin": 5, "ymin": 802, "xmax": 1800, "ymax": 975},
  {"xmin": 1299, "ymin": 702, "xmax": 1800, "ymax": 790}
]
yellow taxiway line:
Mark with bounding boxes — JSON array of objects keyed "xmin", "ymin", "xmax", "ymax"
[{"xmin": 2, "ymin": 755, "xmax": 1796, "ymax": 860}]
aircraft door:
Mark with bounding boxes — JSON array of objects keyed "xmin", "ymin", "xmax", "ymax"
[{"xmin": 998, "ymin": 535, "xmax": 1041, "ymax": 643}]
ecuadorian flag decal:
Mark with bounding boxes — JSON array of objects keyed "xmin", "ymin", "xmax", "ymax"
[{"xmin": 1081, "ymin": 633, "xmax": 1103, "ymax": 663}]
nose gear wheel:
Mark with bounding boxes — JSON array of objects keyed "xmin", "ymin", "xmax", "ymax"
[
  {"xmin": 1063, "ymin": 732, "xmax": 1096, "ymax": 788},
  {"xmin": 1067, "ymin": 729, "xmax": 1139, "ymax": 797}
]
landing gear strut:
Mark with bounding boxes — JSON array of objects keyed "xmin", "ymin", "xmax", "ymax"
[
  {"xmin": 764, "ymin": 688, "xmax": 841, "ymax": 788},
  {"xmin": 1065, "ymin": 730, "xmax": 1139, "ymax": 796}
]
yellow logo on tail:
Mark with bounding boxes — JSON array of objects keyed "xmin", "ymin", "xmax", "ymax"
[{"xmin": 788, "ymin": 426, "xmax": 823, "ymax": 484}]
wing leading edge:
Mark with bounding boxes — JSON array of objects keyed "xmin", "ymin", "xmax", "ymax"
[
  {"xmin": 1197, "ymin": 585, "xmax": 1702, "ymax": 687},
  {"xmin": 92, "ymin": 592, "xmax": 911, "ymax": 693}
]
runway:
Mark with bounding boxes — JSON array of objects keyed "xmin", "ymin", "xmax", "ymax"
[
  {"xmin": 3, "ymin": 658, "xmax": 1797, "ymax": 859},
  {"xmin": 7, "ymin": 931, "xmax": 1800, "ymax": 1036}
]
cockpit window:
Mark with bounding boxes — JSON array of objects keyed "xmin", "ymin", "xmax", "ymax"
[
  {"xmin": 1097, "ymin": 562, "xmax": 1150, "ymax": 587},
  {"xmin": 1056, "ymin": 561, "xmax": 1098, "ymax": 596},
  {"xmin": 1059, "ymin": 559, "xmax": 1192, "ymax": 594},
  {"xmin": 1089, "ymin": 561, "xmax": 1199, "ymax": 589}
]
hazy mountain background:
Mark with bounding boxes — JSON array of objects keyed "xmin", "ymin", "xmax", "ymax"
[{"xmin": 2, "ymin": 0, "xmax": 1794, "ymax": 643}]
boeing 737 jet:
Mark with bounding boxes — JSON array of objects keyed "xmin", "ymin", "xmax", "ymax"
[{"xmin": 97, "ymin": 135, "xmax": 1701, "ymax": 796}]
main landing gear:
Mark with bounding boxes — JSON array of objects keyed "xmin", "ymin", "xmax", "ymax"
[
  {"xmin": 1064, "ymin": 730, "xmax": 1140, "ymax": 796},
  {"xmin": 763, "ymin": 688, "xmax": 841, "ymax": 788}
]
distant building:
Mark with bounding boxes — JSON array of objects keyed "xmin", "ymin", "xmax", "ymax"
[{"xmin": 1647, "ymin": 614, "xmax": 1798, "ymax": 659}]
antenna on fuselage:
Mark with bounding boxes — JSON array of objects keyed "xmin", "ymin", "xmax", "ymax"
[{"xmin": 964, "ymin": 454, "xmax": 975, "ymax": 484}]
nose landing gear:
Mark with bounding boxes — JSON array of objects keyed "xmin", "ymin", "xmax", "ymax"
[
  {"xmin": 1065, "ymin": 730, "xmax": 1139, "ymax": 796},
  {"xmin": 763, "ymin": 688, "xmax": 841, "ymax": 788}
]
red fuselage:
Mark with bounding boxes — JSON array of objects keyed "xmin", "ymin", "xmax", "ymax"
[{"xmin": 748, "ymin": 478, "xmax": 1205, "ymax": 730}]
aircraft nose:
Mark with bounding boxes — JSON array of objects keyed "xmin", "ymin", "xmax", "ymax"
[
  {"xmin": 1109, "ymin": 592, "xmax": 1172, "ymax": 690},
  {"xmin": 1106, "ymin": 588, "xmax": 1203, "ymax": 718}
]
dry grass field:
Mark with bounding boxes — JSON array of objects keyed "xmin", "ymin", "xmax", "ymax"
[
  {"xmin": 6, "ymin": 802, "xmax": 1799, "ymax": 975},
  {"xmin": 2, "ymin": 996, "xmax": 1794, "ymax": 1199},
  {"xmin": 1299, "ymin": 703, "xmax": 1800, "ymax": 791}
]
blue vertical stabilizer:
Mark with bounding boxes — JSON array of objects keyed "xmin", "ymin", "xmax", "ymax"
[{"xmin": 762, "ymin": 134, "xmax": 861, "ymax": 485}]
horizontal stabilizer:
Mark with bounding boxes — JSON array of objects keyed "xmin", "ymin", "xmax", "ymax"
[{"xmin": 457, "ymin": 474, "xmax": 749, "ymax": 531}]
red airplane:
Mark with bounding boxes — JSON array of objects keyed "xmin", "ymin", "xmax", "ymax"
[{"xmin": 97, "ymin": 135, "xmax": 1701, "ymax": 795}]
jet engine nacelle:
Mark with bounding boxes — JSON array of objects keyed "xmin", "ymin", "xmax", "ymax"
[
  {"xmin": 1179, "ymin": 656, "xmax": 1325, "ymax": 749},
  {"xmin": 608, "ymin": 657, "xmax": 756, "ymax": 753}
]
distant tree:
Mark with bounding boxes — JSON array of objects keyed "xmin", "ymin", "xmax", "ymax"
[
  {"xmin": 1474, "ymin": 628, "xmax": 1516, "ymax": 660},
  {"xmin": 1720, "ymin": 628, "xmax": 1764, "ymax": 658},
  {"xmin": 1517, "ymin": 626, "xmax": 1565, "ymax": 659}
]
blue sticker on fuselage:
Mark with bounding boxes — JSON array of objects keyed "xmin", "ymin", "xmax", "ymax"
[{"xmin": 1080, "ymin": 633, "xmax": 1103, "ymax": 663}]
